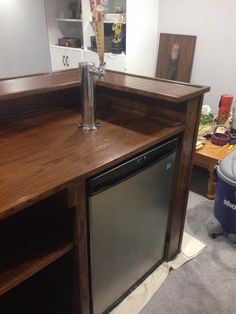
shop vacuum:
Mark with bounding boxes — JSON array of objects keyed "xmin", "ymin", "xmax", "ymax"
[{"xmin": 207, "ymin": 150, "xmax": 236, "ymax": 242}]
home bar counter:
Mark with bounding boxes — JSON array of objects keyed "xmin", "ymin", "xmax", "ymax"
[{"xmin": 0, "ymin": 70, "xmax": 210, "ymax": 313}]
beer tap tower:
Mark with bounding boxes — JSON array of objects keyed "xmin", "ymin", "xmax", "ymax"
[{"xmin": 79, "ymin": 0, "xmax": 105, "ymax": 131}]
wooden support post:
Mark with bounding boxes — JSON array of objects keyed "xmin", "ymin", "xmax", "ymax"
[
  {"xmin": 166, "ymin": 96, "xmax": 203, "ymax": 261},
  {"xmin": 73, "ymin": 181, "xmax": 91, "ymax": 314}
]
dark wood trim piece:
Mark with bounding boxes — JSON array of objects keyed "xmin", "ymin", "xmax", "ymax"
[
  {"xmin": 74, "ymin": 182, "xmax": 90, "ymax": 314},
  {"xmin": 0, "ymin": 69, "xmax": 210, "ymax": 103},
  {"xmin": 166, "ymin": 95, "xmax": 203, "ymax": 260}
]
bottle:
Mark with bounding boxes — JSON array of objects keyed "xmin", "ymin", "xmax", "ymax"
[
  {"xmin": 231, "ymin": 107, "xmax": 236, "ymax": 134},
  {"xmin": 217, "ymin": 94, "xmax": 233, "ymax": 126}
]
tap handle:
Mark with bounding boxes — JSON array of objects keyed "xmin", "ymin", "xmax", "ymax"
[
  {"xmin": 98, "ymin": 63, "xmax": 105, "ymax": 81},
  {"xmin": 89, "ymin": 62, "xmax": 105, "ymax": 81}
]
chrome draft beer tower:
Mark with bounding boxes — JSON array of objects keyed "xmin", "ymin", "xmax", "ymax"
[
  {"xmin": 79, "ymin": 62, "xmax": 105, "ymax": 131},
  {"xmin": 79, "ymin": 1, "xmax": 105, "ymax": 131}
]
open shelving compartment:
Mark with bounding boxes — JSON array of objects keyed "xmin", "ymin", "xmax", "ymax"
[{"xmin": 0, "ymin": 190, "xmax": 74, "ymax": 313}]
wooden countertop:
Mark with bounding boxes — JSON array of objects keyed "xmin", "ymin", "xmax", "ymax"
[
  {"xmin": 0, "ymin": 105, "xmax": 184, "ymax": 221},
  {"xmin": 0, "ymin": 70, "xmax": 210, "ymax": 103}
]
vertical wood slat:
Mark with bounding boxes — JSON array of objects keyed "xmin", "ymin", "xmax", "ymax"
[
  {"xmin": 166, "ymin": 95, "xmax": 203, "ymax": 260},
  {"xmin": 74, "ymin": 181, "xmax": 90, "ymax": 314}
]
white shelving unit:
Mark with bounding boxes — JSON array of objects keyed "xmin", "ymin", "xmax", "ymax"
[
  {"xmin": 83, "ymin": 50, "xmax": 126, "ymax": 72},
  {"xmin": 45, "ymin": 0, "xmax": 127, "ymax": 72},
  {"xmin": 50, "ymin": 46, "xmax": 83, "ymax": 71},
  {"xmin": 45, "ymin": 0, "xmax": 82, "ymax": 71},
  {"xmin": 45, "ymin": 0, "xmax": 159, "ymax": 76}
]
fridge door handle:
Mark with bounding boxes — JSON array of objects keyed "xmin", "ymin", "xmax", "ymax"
[{"xmin": 62, "ymin": 55, "xmax": 66, "ymax": 66}]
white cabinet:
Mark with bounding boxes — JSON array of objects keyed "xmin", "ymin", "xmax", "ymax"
[
  {"xmin": 82, "ymin": 50, "xmax": 99, "ymax": 67},
  {"xmin": 50, "ymin": 47, "xmax": 66, "ymax": 71},
  {"xmin": 50, "ymin": 46, "xmax": 83, "ymax": 71},
  {"xmin": 83, "ymin": 50, "xmax": 126, "ymax": 72},
  {"xmin": 67, "ymin": 48, "xmax": 84, "ymax": 68},
  {"xmin": 104, "ymin": 53, "xmax": 126, "ymax": 72},
  {"xmin": 51, "ymin": 47, "xmax": 126, "ymax": 72}
]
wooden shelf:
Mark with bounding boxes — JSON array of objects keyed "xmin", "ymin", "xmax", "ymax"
[
  {"xmin": 84, "ymin": 49, "xmax": 126, "ymax": 57},
  {"xmin": 104, "ymin": 20, "xmax": 125, "ymax": 24},
  {"xmin": 50, "ymin": 44, "xmax": 83, "ymax": 51},
  {"xmin": 89, "ymin": 20, "xmax": 125, "ymax": 24},
  {"xmin": 0, "ymin": 193, "xmax": 73, "ymax": 295},
  {"xmin": 0, "ymin": 242, "xmax": 73, "ymax": 295},
  {"xmin": 1, "ymin": 253, "xmax": 74, "ymax": 314}
]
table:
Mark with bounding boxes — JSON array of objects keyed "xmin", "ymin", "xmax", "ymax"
[{"xmin": 193, "ymin": 140, "xmax": 236, "ymax": 199}]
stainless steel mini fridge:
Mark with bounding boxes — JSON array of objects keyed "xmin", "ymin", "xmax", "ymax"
[{"xmin": 87, "ymin": 138, "xmax": 178, "ymax": 314}]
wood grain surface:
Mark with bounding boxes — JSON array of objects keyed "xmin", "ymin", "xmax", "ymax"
[
  {"xmin": 194, "ymin": 139, "xmax": 236, "ymax": 162},
  {"xmin": 0, "ymin": 105, "xmax": 184, "ymax": 221},
  {"xmin": 74, "ymin": 182, "xmax": 90, "ymax": 314},
  {"xmin": 0, "ymin": 69, "xmax": 209, "ymax": 103},
  {"xmin": 193, "ymin": 140, "xmax": 236, "ymax": 199},
  {"xmin": 156, "ymin": 33, "xmax": 196, "ymax": 82},
  {"xmin": 97, "ymin": 88, "xmax": 187, "ymax": 126}
]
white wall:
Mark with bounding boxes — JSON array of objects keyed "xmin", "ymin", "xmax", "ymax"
[
  {"xmin": 126, "ymin": 0, "xmax": 159, "ymax": 77},
  {"xmin": 0, "ymin": 0, "xmax": 51, "ymax": 79},
  {"xmin": 158, "ymin": 0, "xmax": 236, "ymax": 113}
]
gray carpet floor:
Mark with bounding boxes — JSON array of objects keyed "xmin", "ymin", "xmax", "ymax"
[{"xmin": 140, "ymin": 167, "xmax": 236, "ymax": 314}]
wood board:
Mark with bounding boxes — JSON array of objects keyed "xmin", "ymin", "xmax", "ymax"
[{"xmin": 156, "ymin": 33, "xmax": 196, "ymax": 83}]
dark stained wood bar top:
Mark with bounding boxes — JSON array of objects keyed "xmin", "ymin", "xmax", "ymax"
[
  {"xmin": 0, "ymin": 105, "xmax": 184, "ymax": 221},
  {"xmin": 0, "ymin": 69, "xmax": 210, "ymax": 103},
  {"xmin": 0, "ymin": 69, "xmax": 210, "ymax": 312}
]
